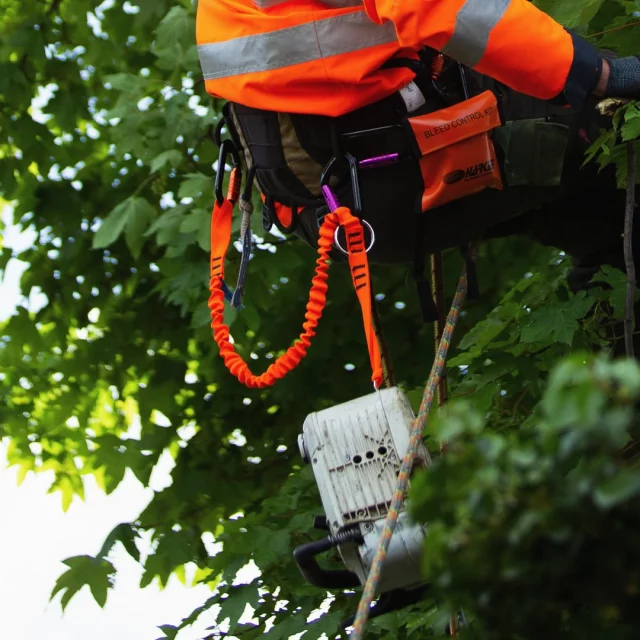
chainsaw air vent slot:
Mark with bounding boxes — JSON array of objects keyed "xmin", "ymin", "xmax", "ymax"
[{"xmin": 343, "ymin": 500, "xmax": 391, "ymax": 523}]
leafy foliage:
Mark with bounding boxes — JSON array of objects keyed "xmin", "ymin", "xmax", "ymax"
[
  {"xmin": 411, "ymin": 355, "xmax": 640, "ymax": 640},
  {"xmin": 0, "ymin": 1, "xmax": 639, "ymax": 639},
  {"xmin": 51, "ymin": 554, "xmax": 116, "ymax": 611}
]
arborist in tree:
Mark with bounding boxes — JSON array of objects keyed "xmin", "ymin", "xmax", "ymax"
[
  {"xmin": 197, "ymin": 0, "xmax": 640, "ymax": 357},
  {"xmin": 196, "ymin": 3, "xmax": 640, "ymax": 626}
]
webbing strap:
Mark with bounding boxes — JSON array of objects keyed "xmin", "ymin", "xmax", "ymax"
[{"xmin": 208, "ymin": 194, "xmax": 383, "ymax": 389}]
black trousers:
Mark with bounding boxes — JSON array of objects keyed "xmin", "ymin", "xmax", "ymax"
[
  {"xmin": 484, "ymin": 179, "xmax": 637, "ymax": 293},
  {"xmin": 418, "ymin": 164, "xmax": 637, "ymax": 292}
]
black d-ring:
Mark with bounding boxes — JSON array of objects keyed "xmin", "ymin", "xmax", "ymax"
[
  {"xmin": 215, "ymin": 139, "xmax": 242, "ymax": 205},
  {"xmin": 320, "ymin": 152, "xmax": 362, "ymax": 218}
]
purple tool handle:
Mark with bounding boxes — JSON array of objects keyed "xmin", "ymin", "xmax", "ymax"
[
  {"xmin": 321, "ymin": 184, "xmax": 340, "ymax": 212},
  {"xmin": 359, "ymin": 152, "xmax": 400, "ymax": 169}
]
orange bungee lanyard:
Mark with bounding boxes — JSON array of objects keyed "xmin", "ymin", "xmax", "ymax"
[{"xmin": 208, "ymin": 164, "xmax": 383, "ymax": 389}]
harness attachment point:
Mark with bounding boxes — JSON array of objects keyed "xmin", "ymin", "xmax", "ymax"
[
  {"xmin": 321, "ymin": 152, "xmax": 363, "ymax": 218},
  {"xmin": 215, "ymin": 139, "xmax": 242, "ymax": 205},
  {"xmin": 333, "ymin": 220, "xmax": 376, "ymax": 256}
]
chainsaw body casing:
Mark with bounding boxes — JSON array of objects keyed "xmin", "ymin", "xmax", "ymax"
[{"xmin": 297, "ymin": 387, "xmax": 431, "ymax": 594}]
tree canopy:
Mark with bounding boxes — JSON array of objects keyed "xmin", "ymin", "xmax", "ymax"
[{"xmin": 1, "ymin": 1, "xmax": 640, "ymax": 638}]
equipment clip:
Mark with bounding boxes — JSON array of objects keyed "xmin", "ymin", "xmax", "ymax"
[{"xmin": 215, "ymin": 138, "xmax": 242, "ymax": 206}]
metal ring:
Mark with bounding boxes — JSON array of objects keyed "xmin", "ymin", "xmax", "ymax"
[{"xmin": 333, "ymin": 220, "xmax": 376, "ymax": 256}]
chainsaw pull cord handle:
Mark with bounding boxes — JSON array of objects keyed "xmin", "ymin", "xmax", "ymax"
[{"xmin": 208, "ymin": 151, "xmax": 383, "ymax": 389}]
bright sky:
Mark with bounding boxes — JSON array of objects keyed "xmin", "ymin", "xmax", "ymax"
[{"xmin": 0, "ymin": 205, "xmax": 215, "ymax": 640}]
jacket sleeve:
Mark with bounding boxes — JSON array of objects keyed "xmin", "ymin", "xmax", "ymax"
[{"xmin": 363, "ymin": 0, "xmax": 602, "ymax": 109}]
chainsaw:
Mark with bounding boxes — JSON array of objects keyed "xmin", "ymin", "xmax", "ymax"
[{"xmin": 294, "ymin": 386, "xmax": 433, "ymax": 626}]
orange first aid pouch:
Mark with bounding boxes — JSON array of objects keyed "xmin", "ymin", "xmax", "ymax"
[{"xmin": 407, "ymin": 91, "xmax": 503, "ymax": 212}]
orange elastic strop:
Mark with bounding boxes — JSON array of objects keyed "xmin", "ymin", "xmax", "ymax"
[{"xmin": 208, "ymin": 168, "xmax": 383, "ymax": 389}]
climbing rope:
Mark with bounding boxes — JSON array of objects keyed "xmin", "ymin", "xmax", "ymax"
[
  {"xmin": 430, "ymin": 251, "xmax": 448, "ymax": 406},
  {"xmin": 350, "ymin": 269, "xmax": 469, "ymax": 640},
  {"xmin": 431, "ymin": 251, "xmax": 458, "ymax": 636}
]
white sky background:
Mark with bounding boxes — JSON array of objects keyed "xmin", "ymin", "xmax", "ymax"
[{"xmin": 0, "ymin": 206, "xmax": 215, "ymax": 640}]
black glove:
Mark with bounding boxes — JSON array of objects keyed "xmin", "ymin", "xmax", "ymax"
[{"xmin": 605, "ymin": 56, "xmax": 640, "ymax": 98}]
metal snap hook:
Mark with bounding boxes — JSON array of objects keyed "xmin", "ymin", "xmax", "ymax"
[
  {"xmin": 215, "ymin": 139, "xmax": 241, "ymax": 205},
  {"xmin": 320, "ymin": 152, "xmax": 362, "ymax": 218}
]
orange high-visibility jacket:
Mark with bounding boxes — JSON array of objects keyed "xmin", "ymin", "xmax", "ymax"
[{"xmin": 196, "ymin": 0, "xmax": 600, "ymax": 117}]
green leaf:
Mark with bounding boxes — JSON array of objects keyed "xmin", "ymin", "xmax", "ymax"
[
  {"xmin": 97, "ymin": 523, "xmax": 141, "ymax": 562},
  {"xmin": 154, "ymin": 6, "xmax": 195, "ymax": 53},
  {"xmin": 179, "ymin": 208, "xmax": 210, "ymax": 250},
  {"xmin": 50, "ymin": 555, "xmax": 116, "ymax": 610},
  {"xmin": 535, "ymin": 0, "xmax": 606, "ymax": 28},
  {"xmin": 93, "ymin": 197, "xmax": 157, "ymax": 257},
  {"xmin": 139, "ymin": 531, "xmax": 202, "ymax": 589},
  {"xmin": 104, "ymin": 72, "xmax": 147, "ymax": 94},
  {"xmin": 150, "ymin": 150, "xmax": 183, "ymax": 173},
  {"xmin": 621, "ymin": 103, "xmax": 640, "ymax": 142},
  {"xmin": 306, "ymin": 611, "xmax": 343, "ymax": 639},
  {"xmin": 217, "ymin": 586, "xmax": 260, "ymax": 634},
  {"xmin": 156, "ymin": 624, "xmax": 178, "ymax": 640},
  {"xmin": 267, "ymin": 614, "xmax": 308, "ymax": 640},
  {"xmin": 177, "ymin": 172, "xmax": 212, "ymax": 200},
  {"xmin": 92, "ymin": 199, "xmax": 131, "ymax": 250},
  {"xmin": 593, "ymin": 470, "xmax": 640, "ymax": 509},
  {"xmin": 124, "ymin": 198, "xmax": 157, "ymax": 258},
  {"xmin": 521, "ymin": 294, "xmax": 594, "ymax": 345},
  {"xmin": 592, "ymin": 265, "xmax": 632, "ymax": 319}
]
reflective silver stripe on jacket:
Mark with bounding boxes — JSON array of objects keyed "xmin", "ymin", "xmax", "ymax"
[
  {"xmin": 323, "ymin": 0, "xmax": 363, "ymax": 5},
  {"xmin": 252, "ymin": 0, "xmax": 362, "ymax": 7},
  {"xmin": 252, "ymin": 0, "xmax": 284, "ymax": 7},
  {"xmin": 199, "ymin": 10, "xmax": 397, "ymax": 80},
  {"xmin": 441, "ymin": 0, "xmax": 511, "ymax": 67}
]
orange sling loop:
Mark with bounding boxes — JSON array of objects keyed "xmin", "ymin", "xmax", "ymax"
[{"xmin": 208, "ymin": 171, "xmax": 384, "ymax": 390}]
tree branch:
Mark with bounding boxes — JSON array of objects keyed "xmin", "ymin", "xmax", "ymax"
[
  {"xmin": 47, "ymin": 0, "xmax": 63, "ymax": 16},
  {"xmin": 624, "ymin": 141, "xmax": 637, "ymax": 358}
]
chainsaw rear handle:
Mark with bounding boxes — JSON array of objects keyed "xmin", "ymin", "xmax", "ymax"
[{"xmin": 293, "ymin": 533, "xmax": 363, "ymax": 590}]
